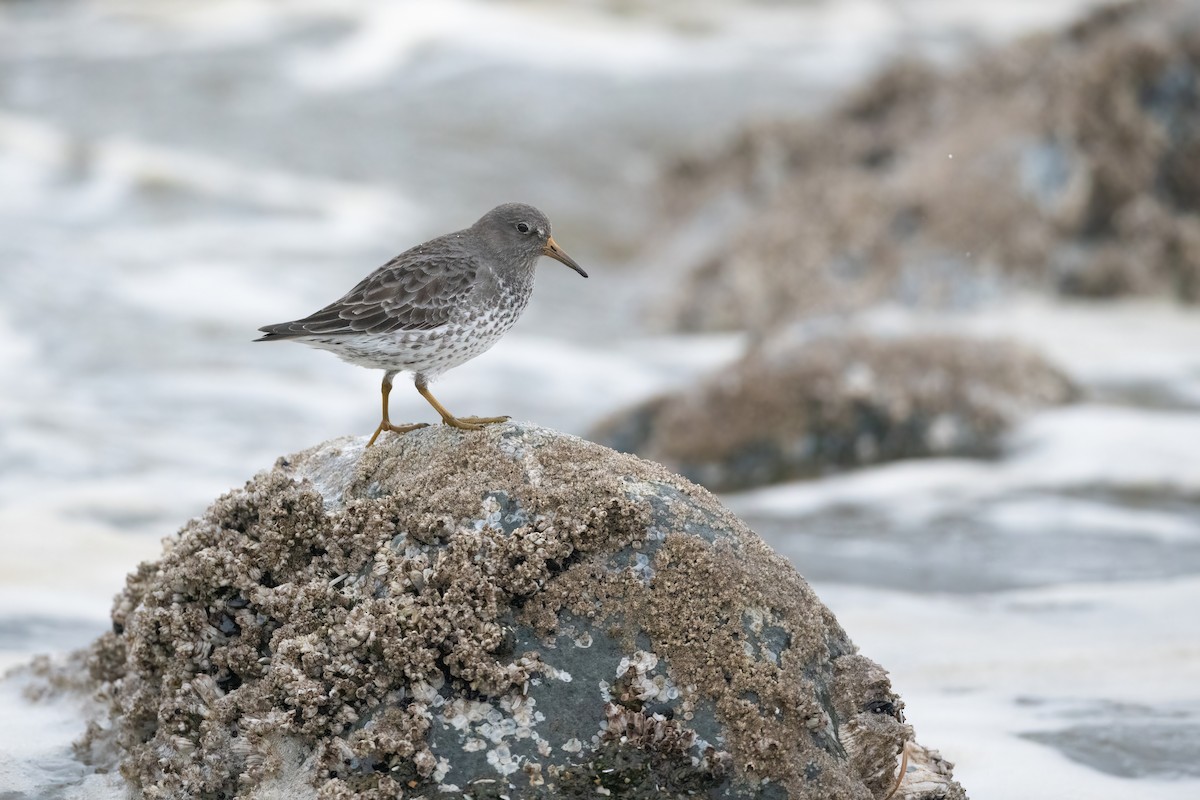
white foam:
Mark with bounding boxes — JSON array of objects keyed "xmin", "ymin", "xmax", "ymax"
[
  {"xmin": 0, "ymin": 109, "xmax": 414, "ymax": 229},
  {"xmin": 0, "ymin": 307, "xmax": 35, "ymax": 384},
  {"xmin": 981, "ymin": 494, "xmax": 1200, "ymax": 543},
  {"xmin": 817, "ymin": 576, "xmax": 1200, "ymax": 799},
  {"xmin": 733, "ymin": 404, "xmax": 1200, "ymax": 521},
  {"xmin": 275, "ymin": 0, "xmax": 1120, "ymax": 90},
  {"xmin": 0, "ymin": 672, "xmax": 122, "ymax": 800},
  {"xmin": 1008, "ymin": 405, "xmax": 1200, "ymax": 491},
  {"xmin": 860, "ymin": 298, "xmax": 1200, "ymax": 389},
  {"xmin": 283, "ymin": 0, "xmax": 842, "ymax": 90}
]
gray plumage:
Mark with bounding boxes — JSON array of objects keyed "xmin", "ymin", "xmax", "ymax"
[{"xmin": 256, "ymin": 203, "xmax": 587, "ymax": 443}]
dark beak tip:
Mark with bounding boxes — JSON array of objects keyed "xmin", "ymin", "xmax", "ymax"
[{"xmin": 543, "ymin": 238, "xmax": 587, "ymax": 278}]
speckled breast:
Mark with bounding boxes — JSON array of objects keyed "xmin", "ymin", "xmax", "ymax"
[{"xmin": 326, "ymin": 280, "xmax": 533, "ymax": 376}]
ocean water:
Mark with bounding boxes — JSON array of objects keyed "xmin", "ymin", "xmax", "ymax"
[{"xmin": 3, "ymin": 1, "xmax": 1197, "ymax": 798}]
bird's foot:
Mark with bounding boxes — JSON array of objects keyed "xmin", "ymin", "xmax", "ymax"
[
  {"xmin": 442, "ymin": 414, "xmax": 510, "ymax": 431},
  {"xmin": 366, "ymin": 421, "xmax": 430, "ymax": 447},
  {"xmin": 458, "ymin": 415, "xmax": 510, "ymax": 425}
]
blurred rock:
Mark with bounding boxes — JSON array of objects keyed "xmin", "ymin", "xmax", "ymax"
[
  {"xmin": 591, "ymin": 335, "xmax": 1075, "ymax": 492},
  {"xmin": 64, "ymin": 424, "xmax": 964, "ymax": 799},
  {"xmin": 656, "ymin": 0, "xmax": 1200, "ymax": 333}
]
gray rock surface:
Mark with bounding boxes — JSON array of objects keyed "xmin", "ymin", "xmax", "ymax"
[
  {"xmin": 591, "ymin": 334, "xmax": 1075, "ymax": 492},
  {"xmin": 654, "ymin": 0, "xmax": 1200, "ymax": 334},
  {"xmin": 66, "ymin": 423, "xmax": 965, "ymax": 799}
]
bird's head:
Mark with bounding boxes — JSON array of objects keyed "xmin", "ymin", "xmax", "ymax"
[{"xmin": 473, "ymin": 203, "xmax": 587, "ymax": 278}]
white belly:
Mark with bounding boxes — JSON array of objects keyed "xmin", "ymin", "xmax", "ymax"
[{"xmin": 305, "ymin": 302, "xmax": 524, "ymax": 378}]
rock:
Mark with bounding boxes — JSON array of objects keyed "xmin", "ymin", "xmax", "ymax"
[
  {"xmin": 67, "ymin": 424, "xmax": 964, "ymax": 799},
  {"xmin": 654, "ymin": 0, "xmax": 1200, "ymax": 333},
  {"xmin": 590, "ymin": 334, "xmax": 1075, "ymax": 492}
]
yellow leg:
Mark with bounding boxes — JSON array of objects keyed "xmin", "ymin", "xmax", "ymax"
[
  {"xmin": 883, "ymin": 742, "xmax": 910, "ymax": 800},
  {"xmin": 366, "ymin": 372, "xmax": 429, "ymax": 446},
  {"xmin": 415, "ymin": 378, "xmax": 509, "ymax": 431}
]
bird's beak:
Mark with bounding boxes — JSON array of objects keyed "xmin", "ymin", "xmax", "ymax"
[{"xmin": 542, "ymin": 236, "xmax": 588, "ymax": 278}]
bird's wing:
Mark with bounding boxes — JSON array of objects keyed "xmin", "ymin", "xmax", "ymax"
[{"xmin": 257, "ymin": 238, "xmax": 480, "ymax": 339}]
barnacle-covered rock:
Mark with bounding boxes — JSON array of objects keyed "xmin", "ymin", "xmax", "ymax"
[
  {"xmin": 591, "ymin": 334, "xmax": 1075, "ymax": 492},
  {"xmin": 655, "ymin": 0, "xmax": 1200, "ymax": 333},
  {"xmin": 73, "ymin": 423, "xmax": 965, "ymax": 799}
]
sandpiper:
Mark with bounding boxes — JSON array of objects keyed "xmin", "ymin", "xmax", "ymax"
[{"xmin": 256, "ymin": 203, "xmax": 587, "ymax": 445}]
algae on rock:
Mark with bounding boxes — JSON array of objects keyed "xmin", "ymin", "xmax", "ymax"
[{"xmin": 69, "ymin": 423, "xmax": 964, "ymax": 799}]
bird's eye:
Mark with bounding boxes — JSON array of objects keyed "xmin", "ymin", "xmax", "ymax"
[{"xmin": 516, "ymin": 222, "xmax": 531, "ymax": 234}]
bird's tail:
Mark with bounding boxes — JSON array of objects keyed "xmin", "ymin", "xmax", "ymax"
[{"xmin": 254, "ymin": 323, "xmax": 302, "ymax": 342}]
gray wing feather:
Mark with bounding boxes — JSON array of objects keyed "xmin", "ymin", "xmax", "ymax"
[{"xmin": 256, "ymin": 235, "xmax": 479, "ymax": 340}]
